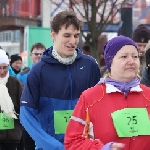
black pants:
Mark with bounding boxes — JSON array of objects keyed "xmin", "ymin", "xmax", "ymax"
[
  {"xmin": 23, "ymin": 128, "xmax": 35, "ymax": 150},
  {"xmin": 0, "ymin": 143, "xmax": 18, "ymax": 150},
  {"xmin": 16, "ymin": 135, "xmax": 24, "ymax": 150}
]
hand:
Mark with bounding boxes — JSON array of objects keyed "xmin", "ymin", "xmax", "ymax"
[{"xmin": 111, "ymin": 143, "xmax": 124, "ymax": 150}]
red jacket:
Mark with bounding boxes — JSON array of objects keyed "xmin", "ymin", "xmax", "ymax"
[{"xmin": 64, "ymin": 84, "xmax": 150, "ymax": 150}]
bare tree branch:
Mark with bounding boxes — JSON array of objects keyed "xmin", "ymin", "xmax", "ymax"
[
  {"xmin": 82, "ymin": 0, "xmax": 89, "ymax": 22},
  {"xmin": 71, "ymin": 1, "xmax": 85, "ymax": 19},
  {"xmin": 49, "ymin": 0, "xmax": 132, "ymax": 60}
]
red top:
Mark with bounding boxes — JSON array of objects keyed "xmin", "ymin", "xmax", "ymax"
[{"xmin": 64, "ymin": 84, "xmax": 150, "ymax": 150}]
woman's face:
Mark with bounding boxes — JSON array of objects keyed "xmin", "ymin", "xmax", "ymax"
[
  {"xmin": 110, "ymin": 45, "xmax": 140, "ymax": 82},
  {"xmin": 0, "ymin": 64, "xmax": 8, "ymax": 78}
]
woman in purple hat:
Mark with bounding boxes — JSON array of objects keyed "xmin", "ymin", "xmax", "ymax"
[{"xmin": 64, "ymin": 35, "xmax": 150, "ymax": 150}]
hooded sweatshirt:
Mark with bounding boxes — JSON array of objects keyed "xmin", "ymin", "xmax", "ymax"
[{"xmin": 20, "ymin": 47, "xmax": 100, "ymax": 150}]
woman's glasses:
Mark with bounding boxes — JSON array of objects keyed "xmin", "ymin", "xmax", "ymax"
[{"xmin": 0, "ymin": 66, "xmax": 9, "ymax": 71}]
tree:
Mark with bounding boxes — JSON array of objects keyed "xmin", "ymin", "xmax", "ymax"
[{"xmin": 50, "ymin": 0, "xmax": 129, "ymax": 61}]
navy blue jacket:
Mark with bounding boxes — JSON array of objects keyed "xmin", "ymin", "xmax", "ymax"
[{"xmin": 20, "ymin": 47, "xmax": 100, "ymax": 150}]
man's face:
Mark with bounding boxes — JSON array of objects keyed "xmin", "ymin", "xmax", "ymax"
[
  {"xmin": 0, "ymin": 64, "xmax": 9, "ymax": 78},
  {"xmin": 11, "ymin": 60, "xmax": 22, "ymax": 71},
  {"xmin": 136, "ymin": 42, "xmax": 147, "ymax": 57},
  {"xmin": 30, "ymin": 48, "xmax": 45, "ymax": 64},
  {"xmin": 51, "ymin": 24, "xmax": 80, "ymax": 58}
]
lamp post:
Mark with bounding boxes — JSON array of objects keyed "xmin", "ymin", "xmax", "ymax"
[{"xmin": 120, "ymin": 0, "xmax": 133, "ymax": 38}]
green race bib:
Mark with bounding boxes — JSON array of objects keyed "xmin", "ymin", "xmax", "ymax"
[
  {"xmin": 111, "ymin": 108, "xmax": 150, "ymax": 137},
  {"xmin": 54, "ymin": 110, "xmax": 73, "ymax": 134},
  {"xmin": 0, "ymin": 113, "xmax": 14, "ymax": 130}
]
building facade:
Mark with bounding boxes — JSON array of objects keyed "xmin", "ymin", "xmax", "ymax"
[{"xmin": 0, "ymin": 0, "xmax": 150, "ymax": 55}]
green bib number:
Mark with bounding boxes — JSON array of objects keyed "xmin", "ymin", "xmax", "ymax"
[
  {"xmin": 54, "ymin": 110, "xmax": 73, "ymax": 134},
  {"xmin": 111, "ymin": 108, "xmax": 150, "ymax": 137},
  {"xmin": 0, "ymin": 113, "xmax": 14, "ymax": 130}
]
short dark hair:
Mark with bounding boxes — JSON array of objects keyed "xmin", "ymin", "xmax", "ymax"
[
  {"xmin": 31, "ymin": 43, "xmax": 46, "ymax": 53},
  {"xmin": 10, "ymin": 54, "xmax": 22, "ymax": 65},
  {"xmin": 51, "ymin": 10, "xmax": 83, "ymax": 33},
  {"xmin": 83, "ymin": 45, "xmax": 91, "ymax": 52}
]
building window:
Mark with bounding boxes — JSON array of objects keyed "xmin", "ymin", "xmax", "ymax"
[{"xmin": 0, "ymin": 30, "xmax": 20, "ymax": 42}]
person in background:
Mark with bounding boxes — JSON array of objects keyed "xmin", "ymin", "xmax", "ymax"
[
  {"xmin": 9, "ymin": 54, "xmax": 23, "ymax": 150},
  {"xmin": 98, "ymin": 35, "xmax": 108, "ymax": 76},
  {"xmin": 9, "ymin": 55, "xmax": 22, "ymax": 77},
  {"xmin": 82, "ymin": 45, "xmax": 91, "ymax": 56},
  {"xmin": 20, "ymin": 10, "xmax": 100, "ymax": 150},
  {"xmin": 132, "ymin": 24, "xmax": 150, "ymax": 75},
  {"xmin": 17, "ymin": 42, "xmax": 46, "ymax": 150},
  {"xmin": 0, "ymin": 50, "xmax": 23, "ymax": 150},
  {"xmin": 17, "ymin": 43, "xmax": 46, "ymax": 85},
  {"xmin": 65, "ymin": 35, "xmax": 150, "ymax": 150},
  {"xmin": 141, "ymin": 48, "xmax": 150, "ymax": 86},
  {"xmin": 99, "ymin": 52, "xmax": 107, "ymax": 76}
]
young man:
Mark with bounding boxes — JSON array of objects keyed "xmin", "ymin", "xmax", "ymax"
[
  {"xmin": 132, "ymin": 24, "xmax": 150, "ymax": 75},
  {"xmin": 20, "ymin": 10, "xmax": 101, "ymax": 150},
  {"xmin": 17, "ymin": 43, "xmax": 46, "ymax": 84}
]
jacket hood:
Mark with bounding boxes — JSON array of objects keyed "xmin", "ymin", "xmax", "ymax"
[{"xmin": 41, "ymin": 46, "xmax": 83, "ymax": 64}]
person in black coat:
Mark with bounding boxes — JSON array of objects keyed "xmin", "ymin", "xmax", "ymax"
[{"xmin": 141, "ymin": 48, "xmax": 150, "ymax": 86}]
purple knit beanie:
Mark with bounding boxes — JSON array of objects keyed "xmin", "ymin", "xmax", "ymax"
[{"xmin": 104, "ymin": 35, "xmax": 138, "ymax": 71}]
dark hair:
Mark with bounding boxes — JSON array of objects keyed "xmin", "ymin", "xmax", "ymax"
[
  {"xmin": 82, "ymin": 45, "xmax": 91, "ymax": 52},
  {"xmin": 31, "ymin": 43, "xmax": 46, "ymax": 53},
  {"xmin": 10, "ymin": 54, "xmax": 22, "ymax": 65},
  {"xmin": 51, "ymin": 10, "xmax": 83, "ymax": 33}
]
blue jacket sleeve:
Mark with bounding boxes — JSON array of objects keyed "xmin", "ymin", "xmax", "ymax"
[
  {"xmin": 20, "ymin": 65, "xmax": 65, "ymax": 150},
  {"xmin": 20, "ymin": 106, "xmax": 65, "ymax": 150}
]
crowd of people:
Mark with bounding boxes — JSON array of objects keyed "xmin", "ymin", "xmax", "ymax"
[{"xmin": 1, "ymin": 9, "xmax": 150, "ymax": 150}]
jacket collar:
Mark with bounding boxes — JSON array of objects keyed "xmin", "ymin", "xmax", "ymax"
[{"xmin": 106, "ymin": 83, "xmax": 143, "ymax": 93}]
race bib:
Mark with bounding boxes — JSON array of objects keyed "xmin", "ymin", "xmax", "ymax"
[
  {"xmin": 0, "ymin": 113, "xmax": 14, "ymax": 130},
  {"xmin": 54, "ymin": 110, "xmax": 73, "ymax": 134},
  {"xmin": 111, "ymin": 108, "xmax": 150, "ymax": 137}
]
